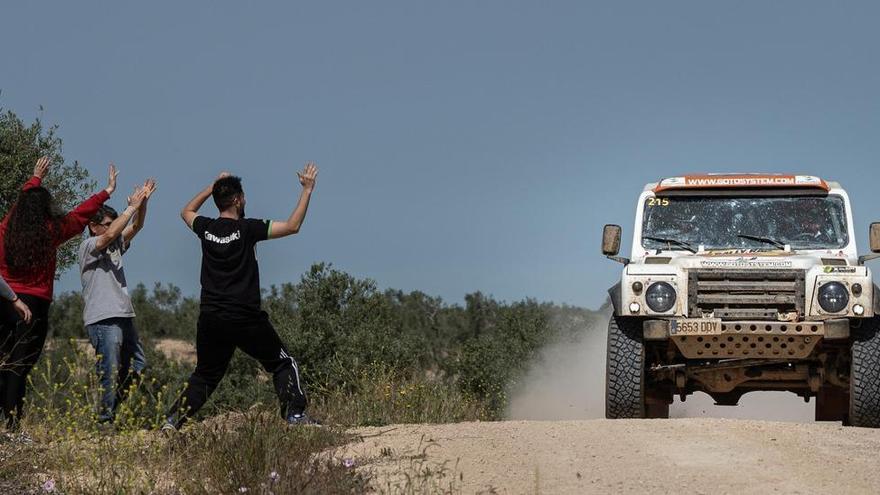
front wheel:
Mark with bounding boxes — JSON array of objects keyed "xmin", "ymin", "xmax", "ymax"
[
  {"xmin": 606, "ymin": 316, "xmax": 646, "ymax": 418},
  {"xmin": 850, "ymin": 319, "xmax": 880, "ymax": 427}
]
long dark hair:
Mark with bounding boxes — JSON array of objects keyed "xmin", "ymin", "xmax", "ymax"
[{"xmin": 3, "ymin": 187, "xmax": 62, "ymax": 272}]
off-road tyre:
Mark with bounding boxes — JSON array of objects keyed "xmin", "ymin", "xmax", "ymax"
[
  {"xmin": 850, "ymin": 318, "xmax": 880, "ymax": 428},
  {"xmin": 606, "ymin": 315, "xmax": 645, "ymax": 418}
]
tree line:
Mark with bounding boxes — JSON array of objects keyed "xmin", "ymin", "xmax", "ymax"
[
  {"xmin": 48, "ymin": 262, "xmax": 605, "ymax": 416},
  {"xmin": 3, "ymin": 106, "xmax": 605, "ymax": 417}
]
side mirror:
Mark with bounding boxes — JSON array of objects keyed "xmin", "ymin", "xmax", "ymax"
[
  {"xmin": 602, "ymin": 224, "xmax": 622, "ymax": 256},
  {"xmin": 871, "ymin": 222, "xmax": 880, "ymax": 253}
]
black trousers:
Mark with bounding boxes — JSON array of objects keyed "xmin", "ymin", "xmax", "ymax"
[
  {"xmin": 0, "ymin": 294, "xmax": 51, "ymax": 428},
  {"xmin": 169, "ymin": 311, "xmax": 307, "ymax": 425}
]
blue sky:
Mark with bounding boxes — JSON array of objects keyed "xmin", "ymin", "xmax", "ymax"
[{"xmin": 2, "ymin": 1, "xmax": 879, "ymax": 309}]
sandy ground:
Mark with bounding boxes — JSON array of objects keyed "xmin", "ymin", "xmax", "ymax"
[{"xmin": 344, "ymin": 418, "xmax": 880, "ymax": 494}]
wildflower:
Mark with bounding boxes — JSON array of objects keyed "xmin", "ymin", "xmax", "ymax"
[
  {"xmin": 42, "ymin": 479, "xmax": 56, "ymax": 492},
  {"xmin": 269, "ymin": 471, "xmax": 280, "ymax": 482},
  {"xmin": 343, "ymin": 458, "xmax": 356, "ymax": 468}
]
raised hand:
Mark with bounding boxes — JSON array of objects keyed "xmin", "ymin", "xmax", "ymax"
[
  {"xmin": 33, "ymin": 156, "xmax": 51, "ymax": 179},
  {"xmin": 142, "ymin": 178, "xmax": 158, "ymax": 200},
  {"xmin": 269, "ymin": 162, "xmax": 319, "ymax": 239},
  {"xmin": 105, "ymin": 164, "xmax": 119, "ymax": 195},
  {"xmin": 297, "ymin": 162, "xmax": 318, "ymax": 191},
  {"xmin": 127, "ymin": 185, "xmax": 148, "ymax": 210}
]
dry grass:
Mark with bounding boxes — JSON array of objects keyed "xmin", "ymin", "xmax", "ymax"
[
  {"xmin": 0, "ymin": 340, "xmax": 482, "ymax": 494},
  {"xmin": 153, "ymin": 338, "xmax": 197, "ymax": 365}
]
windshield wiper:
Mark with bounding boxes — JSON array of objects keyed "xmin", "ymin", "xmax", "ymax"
[
  {"xmin": 643, "ymin": 236, "xmax": 698, "ymax": 254},
  {"xmin": 737, "ymin": 234, "xmax": 788, "ymax": 250}
]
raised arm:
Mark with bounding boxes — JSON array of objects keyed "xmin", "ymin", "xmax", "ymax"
[
  {"xmin": 22, "ymin": 156, "xmax": 51, "ymax": 191},
  {"xmin": 269, "ymin": 162, "xmax": 318, "ymax": 239},
  {"xmin": 181, "ymin": 172, "xmax": 229, "ymax": 228},
  {"xmin": 123, "ymin": 179, "xmax": 157, "ymax": 244},
  {"xmin": 93, "ymin": 186, "xmax": 148, "ymax": 251},
  {"xmin": 58, "ymin": 163, "xmax": 116, "ymax": 242}
]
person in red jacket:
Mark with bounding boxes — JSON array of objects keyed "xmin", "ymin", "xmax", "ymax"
[{"xmin": 0, "ymin": 156, "xmax": 117, "ymax": 428}]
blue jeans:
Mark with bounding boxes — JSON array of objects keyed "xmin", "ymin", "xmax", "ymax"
[{"xmin": 87, "ymin": 317, "xmax": 147, "ymax": 421}]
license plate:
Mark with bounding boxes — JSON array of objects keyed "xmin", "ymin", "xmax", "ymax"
[{"xmin": 670, "ymin": 318, "xmax": 722, "ymax": 335}]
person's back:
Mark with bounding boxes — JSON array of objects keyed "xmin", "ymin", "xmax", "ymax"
[
  {"xmin": 1, "ymin": 158, "xmax": 117, "ymax": 428},
  {"xmin": 192, "ymin": 216, "xmax": 270, "ymax": 319},
  {"xmin": 165, "ymin": 164, "xmax": 319, "ymax": 430}
]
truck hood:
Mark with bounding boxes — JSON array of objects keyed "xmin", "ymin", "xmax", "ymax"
[{"xmin": 630, "ymin": 250, "xmax": 853, "ymax": 273}]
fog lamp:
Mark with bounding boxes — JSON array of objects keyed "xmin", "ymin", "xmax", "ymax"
[
  {"xmin": 629, "ymin": 302, "xmax": 641, "ymax": 314},
  {"xmin": 854, "ymin": 304, "xmax": 865, "ymax": 316}
]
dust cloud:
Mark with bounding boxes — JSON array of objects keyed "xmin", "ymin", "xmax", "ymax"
[
  {"xmin": 506, "ymin": 310, "xmax": 815, "ymax": 422},
  {"xmin": 505, "ymin": 311, "xmax": 609, "ymax": 420}
]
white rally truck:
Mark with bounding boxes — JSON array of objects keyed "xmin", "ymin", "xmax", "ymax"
[{"xmin": 602, "ymin": 174, "xmax": 880, "ymax": 426}]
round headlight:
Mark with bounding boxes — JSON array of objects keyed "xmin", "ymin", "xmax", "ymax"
[
  {"xmin": 645, "ymin": 282, "xmax": 676, "ymax": 313},
  {"xmin": 818, "ymin": 282, "xmax": 849, "ymax": 313}
]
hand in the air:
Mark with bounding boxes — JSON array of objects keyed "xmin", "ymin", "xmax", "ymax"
[
  {"xmin": 297, "ymin": 162, "xmax": 318, "ymax": 191},
  {"xmin": 33, "ymin": 156, "xmax": 51, "ymax": 179},
  {"xmin": 105, "ymin": 164, "xmax": 119, "ymax": 195},
  {"xmin": 142, "ymin": 178, "xmax": 158, "ymax": 201}
]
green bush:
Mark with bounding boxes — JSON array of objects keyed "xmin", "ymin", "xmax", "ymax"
[
  {"xmin": 45, "ymin": 263, "xmax": 605, "ymax": 421},
  {"xmin": 267, "ymin": 263, "xmax": 423, "ymax": 388}
]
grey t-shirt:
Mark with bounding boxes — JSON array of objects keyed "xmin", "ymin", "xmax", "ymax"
[{"xmin": 79, "ymin": 236, "xmax": 136, "ymax": 325}]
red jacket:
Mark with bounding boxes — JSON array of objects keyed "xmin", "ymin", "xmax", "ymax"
[{"xmin": 0, "ymin": 176, "xmax": 109, "ymax": 301}]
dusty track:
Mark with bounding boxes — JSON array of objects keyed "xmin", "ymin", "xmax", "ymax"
[{"xmin": 345, "ymin": 418, "xmax": 880, "ymax": 494}]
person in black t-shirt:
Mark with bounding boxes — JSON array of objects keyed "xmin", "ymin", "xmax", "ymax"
[{"xmin": 165, "ymin": 163, "xmax": 319, "ymax": 429}]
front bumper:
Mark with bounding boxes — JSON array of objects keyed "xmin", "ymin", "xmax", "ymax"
[{"xmin": 643, "ymin": 318, "xmax": 851, "ymax": 359}]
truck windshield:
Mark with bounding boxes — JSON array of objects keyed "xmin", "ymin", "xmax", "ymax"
[{"xmin": 641, "ymin": 195, "xmax": 849, "ymax": 251}]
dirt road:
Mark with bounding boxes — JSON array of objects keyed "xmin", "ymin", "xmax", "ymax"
[{"xmin": 344, "ymin": 418, "xmax": 880, "ymax": 494}]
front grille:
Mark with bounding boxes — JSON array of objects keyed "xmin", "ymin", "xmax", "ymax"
[{"xmin": 688, "ymin": 269, "xmax": 805, "ymax": 320}]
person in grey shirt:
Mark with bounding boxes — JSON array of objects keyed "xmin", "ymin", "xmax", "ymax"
[
  {"xmin": 79, "ymin": 178, "xmax": 156, "ymax": 422},
  {"xmin": 0, "ymin": 275, "xmax": 31, "ymax": 324}
]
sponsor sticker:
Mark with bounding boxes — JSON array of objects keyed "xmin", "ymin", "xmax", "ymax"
[
  {"xmin": 686, "ymin": 176, "xmax": 797, "ymax": 187},
  {"xmin": 823, "ymin": 266, "xmax": 857, "ymax": 273},
  {"xmin": 704, "ymin": 249, "xmax": 788, "ymax": 257},
  {"xmin": 655, "ymin": 174, "xmax": 828, "ymax": 192},
  {"xmin": 700, "ymin": 258, "xmax": 793, "ymax": 269},
  {"xmin": 795, "ymin": 175, "xmax": 822, "ymax": 185}
]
